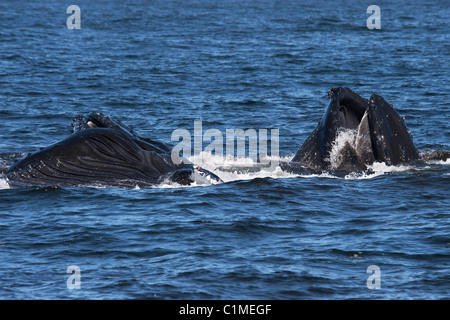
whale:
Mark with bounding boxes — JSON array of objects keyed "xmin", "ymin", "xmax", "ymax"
[
  {"xmin": 4, "ymin": 113, "xmax": 222, "ymax": 188},
  {"xmin": 282, "ymin": 87, "xmax": 449, "ymax": 173},
  {"xmin": 3, "ymin": 89, "xmax": 449, "ymax": 188}
]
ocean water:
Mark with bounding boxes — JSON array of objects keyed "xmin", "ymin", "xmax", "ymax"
[{"xmin": 0, "ymin": 0, "xmax": 449, "ymax": 300}]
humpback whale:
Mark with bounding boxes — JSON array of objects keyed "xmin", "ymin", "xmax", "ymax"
[
  {"xmin": 3, "ymin": 88, "xmax": 449, "ymax": 188},
  {"xmin": 4, "ymin": 113, "xmax": 222, "ymax": 188},
  {"xmin": 283, "ymin": 87, "xmax": 449, "ymax": 173}
]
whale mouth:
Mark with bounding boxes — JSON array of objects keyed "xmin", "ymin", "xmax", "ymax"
[{"xmin": 292, "ymin": 87, "xmax": 420, "ymax": 171}]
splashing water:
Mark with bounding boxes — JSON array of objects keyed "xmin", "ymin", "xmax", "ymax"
[
  {"xmin": 0, "ymin": 177, "xmax": 10, "ymax": 190},
  {"xmin": 0, "ymin": 149, "xmax": 448, "ymax": 189},
  {"xmin": 187, "ymin": 152, "xmax": 294, "ymax": 183},
  {"xmin": 327, "ymin": 129, "xmax": 359, "ymax": 170}
]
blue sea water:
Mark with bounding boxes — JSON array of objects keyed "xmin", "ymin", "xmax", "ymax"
[{"xmin": 0, "ymin": 0, "xmax": 449, "ymax": 300}]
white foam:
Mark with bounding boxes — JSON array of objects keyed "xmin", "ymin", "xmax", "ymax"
[
  {"xmin": 327, "ymin": 129, "xmax": 358, "ymax": 170},
  {"xmin": 425, "ymin": 157, "xmax": 450, "ymax": 166},
  {"xmin": 369, "ymin": 161, "xmax": 413, "ymax": 173},
  {"xmin": 186, "ymin": 151, "xmax": 391, "ymax": 184},
  {"xmin": 187, "ymin": 152, "xmax": 297, "ymax": 183},
  {"xmin": 151, "ymin": 149, "xmax": 447, "ymax": 188},
  {"xmin": 0, "ymin": 177, "xmax": 10, "ymax": 190},
  {"xmin": 344, "ymin": 171, "xmax": 383, "ymax": 180}
]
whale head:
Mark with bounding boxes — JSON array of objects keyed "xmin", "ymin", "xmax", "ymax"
[{"xmin": 292, "ymin": 87, "xmax": 420, "ymax": 171}]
